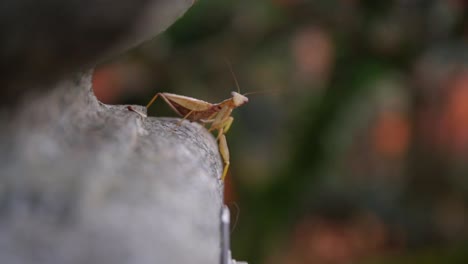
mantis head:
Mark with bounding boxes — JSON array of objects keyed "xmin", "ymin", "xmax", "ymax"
[{"xmin": 231, "ymin": 91, "xmax": 249, "ymax": 107}]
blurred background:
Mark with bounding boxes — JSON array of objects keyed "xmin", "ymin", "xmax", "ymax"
[{"xmin": 92, "ymin": 0, "xmax": 468, "ymax": 263}]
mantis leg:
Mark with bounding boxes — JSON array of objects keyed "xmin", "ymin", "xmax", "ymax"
[
  {"xmin": 176, "ymin": 110, "xmax": 194, "ymax": 126},
  {"xmin": 218, "ymin": 133, "xmax": 230, "ymax": 181},
  {"xmin": 127, "ymin": 106, "xmax": 147, "ymax": 118},
  {"xmin": 199, "ymin": 113, "xmax": 217, "ymax": 131},
  {"xmin": 217, "ymin": 118, "xmax": 234, "ymax": 180},
  {"xmin": 214, "ymin": 116, "xmax": 233, "ymax": 140},
  {"xmin": 209, "ymin": 105, "xmax": 232, "ymax": 132},
  {"xmin": 146, "ymin": 93, "xmax": 160, "ymax": 109},
  {"xmin": 222, "ymin": 116, "xmax": 234, "ymax": 134},
  {"xmin": 200, "ymin": 112, "xmax": 218, "ymax": 125}
]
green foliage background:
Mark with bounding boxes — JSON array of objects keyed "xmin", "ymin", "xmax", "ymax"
[{"xmin": 96, "ymin": 1, "xmax": 468, "ymax": 263}]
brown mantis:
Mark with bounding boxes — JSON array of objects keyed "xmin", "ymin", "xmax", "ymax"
[{"xmin": 145, "ymin": 68, "xmax": 249, "ymax": 181}]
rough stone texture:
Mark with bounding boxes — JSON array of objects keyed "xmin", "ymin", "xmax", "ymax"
[
  {"xmin": 0, "ymin": 72, "xmax": 223, "ymax": 264},
  {"xmin": 0, "ymin": 0, "xmax": 224, "ymax": 263}
]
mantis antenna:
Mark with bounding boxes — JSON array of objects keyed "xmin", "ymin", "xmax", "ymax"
[
  {"xmin": 243, "ymin": 90, "xmax": 272, "ymax": 96},
  {"xmin": 224, "ymin": 58, "xmax": 241, "ymax": 94},
  {"xmin": 223, "ymin": 58, "xmax": 280, "ymax": 97}
]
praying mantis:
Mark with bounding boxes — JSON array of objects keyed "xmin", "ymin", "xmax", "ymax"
[{"xmin": 145, "ymin": 67, "xmax": 249, "ymax": 181}]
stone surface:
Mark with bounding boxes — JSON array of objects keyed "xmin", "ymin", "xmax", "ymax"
[
  {"xmin": 0, "ymin": 0, "xmax": 224, "ymax": 263},
  {"xmin": 0, "ymin": 72, "xmax": 223, "ymax": 264}
]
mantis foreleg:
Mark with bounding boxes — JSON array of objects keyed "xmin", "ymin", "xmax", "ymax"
[
  {"xmin": 223, "ymin": 117, "xmax": 234, "ymax": 134},
  {"xmin": 217, "ymin": 115, "xmax": 234, "ymax": 180},
  {"xmin": 209, "ymin": 105, "xmax": 232, "ymax": 132},
  {"xmin": 218, "ymin": 133, "xmax": 230, "ymax": 181}
]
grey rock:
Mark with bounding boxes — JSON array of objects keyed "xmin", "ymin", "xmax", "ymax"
[
  {"xmin": 0, "ymin": 72, "xmax": 223, "ymax": 264},
  {"xmin": 0, "ymin": 0, "xmax": 224, "ymax": 263}
]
